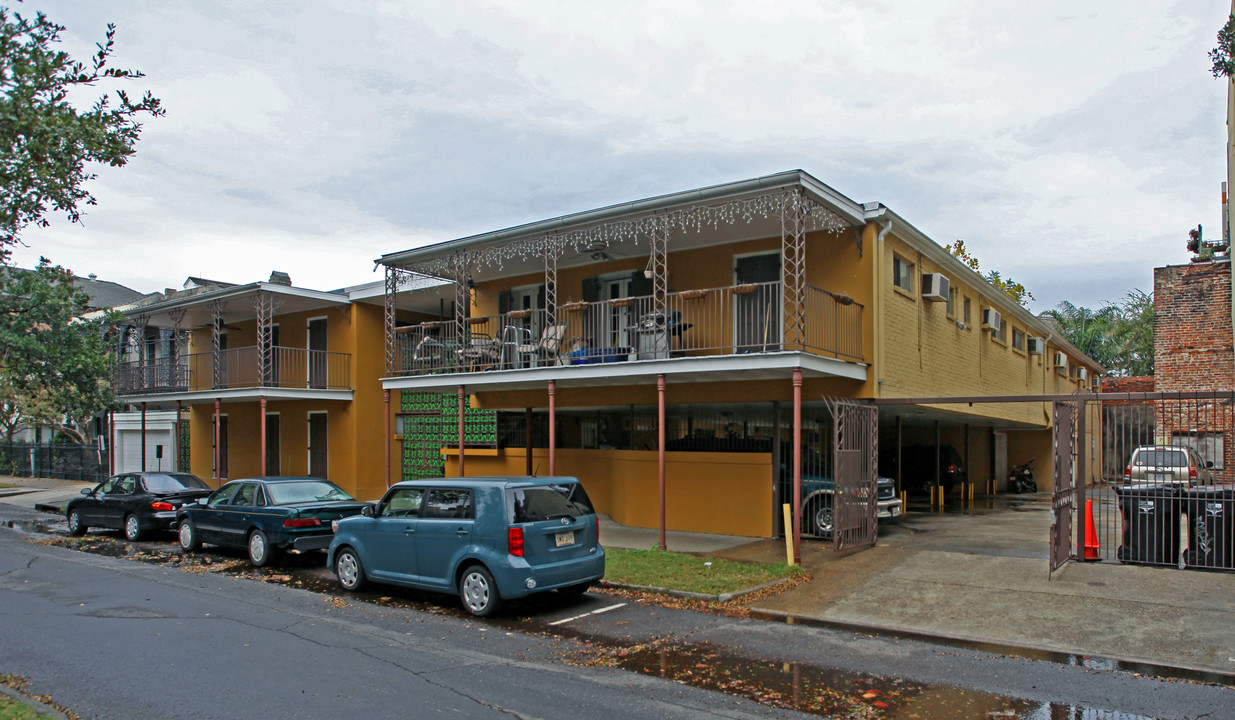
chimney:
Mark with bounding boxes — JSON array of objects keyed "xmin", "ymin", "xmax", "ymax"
[
  {"xmin": 88, "ymin": 273, "xmax": 98, "ymax": 280},
  {"xmin": 268, "ymin": 271, "xmax": 292, "ymax": 286}
]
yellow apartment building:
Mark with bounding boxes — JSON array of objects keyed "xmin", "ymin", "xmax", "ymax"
[{"xmin": 375, "ymin": 170, "xmax": 1103, "ymax": 549}]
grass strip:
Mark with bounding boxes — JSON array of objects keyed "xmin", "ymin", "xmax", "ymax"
[{"xmin": 604, "ymin": 547, "xmax": 806, "ymax": 596}]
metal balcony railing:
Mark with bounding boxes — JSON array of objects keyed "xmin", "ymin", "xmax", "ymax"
[
  {"xmin": 392, "ymin": 280, "xmax": 863, "ymax": 376},
  {"xmin": 113, "ymin": 345, "xmax": 351, "ymax": 394}
]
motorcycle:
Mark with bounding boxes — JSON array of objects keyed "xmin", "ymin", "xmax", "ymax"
[{"xmin": 1009, "ymin": 458, "xmax": 1037, "ymax": 493}]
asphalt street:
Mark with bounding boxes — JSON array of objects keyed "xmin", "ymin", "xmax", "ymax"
[{"xmin": 1, "ymin": 509, "xmax": 1233, "ymax": 719}]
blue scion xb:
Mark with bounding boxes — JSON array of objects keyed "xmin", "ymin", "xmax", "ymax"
[{"xmin": 328, "ymin": 476, "xmax": 605, "ymax": 617}]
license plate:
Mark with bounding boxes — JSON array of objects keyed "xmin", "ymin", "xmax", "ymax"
[
  {"xmin": 555, "ymin": 531, "xmax": 574, "ymax": 547},
  {"xmin": 1148, "ymin": 472, "xmax": 1173, "ymax": 482}
]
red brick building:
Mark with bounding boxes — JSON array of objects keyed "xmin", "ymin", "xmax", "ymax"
[{"xmin": 1151, "ymin": 259, "xmax": 1234, "ymax": 479}]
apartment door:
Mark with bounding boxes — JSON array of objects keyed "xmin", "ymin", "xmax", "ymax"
[
  {"xmin": 599, "ymin": 274, "xmax": 634, "ymax": 349},
  {"xmin": 734, "ymin": 253, "xmax": 781, "ymax": 352},
  {"xmin": 307, "ymin": 318, "xmax": 327, "ymax": 389},
  {"xmin": 265, "ymin": 413, "xmax": 281, "ymax": 476},
  {"xmin": 308, "ymin": 412, "xmax": 328, "ymax": 479}
]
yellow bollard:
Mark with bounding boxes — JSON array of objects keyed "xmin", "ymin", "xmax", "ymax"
[{"xmin": 782, "ymin": 504, "xmax": 795, "ymax": 566}]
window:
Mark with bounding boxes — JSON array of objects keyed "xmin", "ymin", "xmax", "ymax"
[
  {"xmin": 893, "ymin": 256, "xmax": 914, "ymax": 292},
  {"xmin": 1172, "ymin": 434, "xmax": 1224, "ymax": 470},
  {"xmin": 379, "ymin": 487, "xmax": 423, "ymax": 518},
  {"xmin": 963, "ymin": 297, "xmax": 971, "ymax": 325},
  {"xmin": 423, "ymin": 489, "xmax": 474, "ymax": 519},
  {"xmin": 991, "ymin": 314, "xmax": 1006, "ymax": 343},
  {"xmin": 1011, "ymin": 327, "xmax": 1025, "ymax": 351},
  {"xmin": 946, "ymin": 286, "xmax": 957, "ymax": 317}
]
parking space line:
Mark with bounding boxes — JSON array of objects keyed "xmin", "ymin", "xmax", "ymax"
[{"xmin": 548, "ymin": 602, "xmax": 627, "ymax": 626}]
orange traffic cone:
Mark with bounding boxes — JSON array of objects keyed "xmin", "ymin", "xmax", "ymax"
[{"xmin": 1083, "ymin": 499, "xmax": 1101, "ymax": 561}]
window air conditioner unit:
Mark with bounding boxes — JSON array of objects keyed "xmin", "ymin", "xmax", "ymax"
[
  {"xmin": 1054, "ymin": 352, "xmax": 1067, "ymax": 369},
  {"xmin": 1027, "ymin": 337, "xmax": 1045, "ymax": 355},
  {"xmin": 1078, "ymin": 367, "xmax": 1088, "ymax": 382},
  {"xmin": 921, "ymin": 273, "xmax": 949, "ymax": 302},
  {"xmin": 981, "ymin": 308, "xmax": 1001, "ymax": 333}
]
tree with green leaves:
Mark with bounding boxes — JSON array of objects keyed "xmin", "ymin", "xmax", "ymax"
[
  {"xmin": 945, "ymin": 239, "xmax": 1034, "ymax": 307},
  {"xmin": 1041, "ymin": 290, "xmax": 1154, "ymax": 377},
  {"xmin": 0, "ymin": 7, "xmax": 162, "ymax": 263},
  {"xmin": 0, "ymin": 257, "xmax": 115, "ymax": 442},
  {"xmin": 1211, "ymin": 14, "xmax": 1235, "ymax": 79}
]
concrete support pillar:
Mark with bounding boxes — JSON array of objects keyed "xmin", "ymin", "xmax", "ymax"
[
  {"xmin": 548, "ymin": 380, "xmax": 557, "ymax": 476},
  {"xmin": 384, "ymin": 390, "xmax": 392, "ymax": 489},
  {"xmin": 259, "ymin": 396, "xmax": 267, "ymax": 477},
  {"xmin": 457, "ymin": 385, "xmax": 466, "ymax": 477},
  {"xmin": 657, "ymin": 374, "xmax": 667, "ymax": 552},
  {"xmin": 792, "ymin": 367, "xmax": 803, "ymax": 565}
]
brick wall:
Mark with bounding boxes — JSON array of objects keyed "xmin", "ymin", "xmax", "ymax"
[
  {"xmin": 1154, "ymin": 261, "xmax": 1233, "ymax": 392},
  {"xmin": 1153, "ymin": 260, "xmax": 1234, "ymax": 477}
]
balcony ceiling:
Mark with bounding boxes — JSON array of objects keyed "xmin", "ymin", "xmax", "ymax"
[{"xmin": 129, "ymin": 283, "xmax": 352, "ymax": 328}]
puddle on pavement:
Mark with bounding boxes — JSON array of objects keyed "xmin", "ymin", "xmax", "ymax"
[{"xmin": 578, "ymin": 640, "xmax": 1156, "ymax": 719}]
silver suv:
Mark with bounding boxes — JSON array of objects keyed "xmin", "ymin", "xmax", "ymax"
[{"xmin": 1123, "ymin": 446, "xmax": 1215, "ymax": 487}]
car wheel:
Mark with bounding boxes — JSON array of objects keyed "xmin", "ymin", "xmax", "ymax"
[
  {"xmin": 558, "ymin": 582, "xmax": 591, "ymax": 597},
  {"xmin": 66, "ymin": 509, "xmax": 87, "ymax": 537},
  {"xmin": 812, "ymin": 502, "xmax": 834, "ymax": 538},
  {"xmin": 459, "ymin": 565, "xmax": 501, "ymax": 617},
  {"xmin": 248, "ymin": 529, "xmax": 274, "ymax": 567},
  {"xmin": 178, "ymin": 519, "xmax": 201, "ymax": 551},
  {"xmin": 334, "ymin": 547, "xmax": 367, "ymax": 592},
  {"xmin": 123, "ymin": 514, "xmax": 143, "ymax": 542}
]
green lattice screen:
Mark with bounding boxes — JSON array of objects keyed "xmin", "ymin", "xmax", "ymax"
[{"xmin": 399, "ymin": 391, "xmax": 497, "ymax": 482}]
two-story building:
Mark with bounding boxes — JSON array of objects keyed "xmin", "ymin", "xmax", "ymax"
[{"xmin": 375, "ymin": 170, "xmax": 1102, "ymax": 551}]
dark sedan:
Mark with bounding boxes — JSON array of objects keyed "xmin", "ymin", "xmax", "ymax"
[
  {"xmin": 176, "ymin": 476, "xmax": 372, "ymax": 566},
  {"xmin": 66, "ymin": 472, "xmax": 212, "ymax": 541}
]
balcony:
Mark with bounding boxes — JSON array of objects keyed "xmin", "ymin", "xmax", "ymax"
[
  {"xmin": 114, "ymin": 345, "xmax": 351, "ymax": 396},
  {"xmin": 392, "ymin": 281, "xmax": 862, "ymax": 377}
]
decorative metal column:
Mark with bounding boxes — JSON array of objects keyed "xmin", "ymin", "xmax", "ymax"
[
  {"xmin": 168, "ymin": 307, "xmax": 186, "ymax": 388},
  {"xmin": 210, "ymin": 300, "xmax": 227, "ymax": 389},
  {"xmin": 650, "ymin": 216, "xmax": 670, "ymax": 325},
  {"xmin": 384, "ymin": 265, "xmax": 400, "ymax": 376},
  {"xmin": 454, "ymin": 251, "xmax": 470, "ymax": 345},
  {"xmin": 214, "ymin": 398, "xmax": 222, "ymax": 482},
  {"xmin": 141, "ymin": 402, "xmax": 147, "ymax": 471},
  {"xmin": 176, "ymin": 400, "xmax": 183, "ymax": 473},
  {"xmin": 781, "ymin": 189, "xmax": 808, "ymax": 351},
  {"xmin": 252, "ymin": 290, "xmax": 281, "ymax": 386},
  {"xmin": 543, "ymin": 239, "xmax": 558, "ymax": 330}
]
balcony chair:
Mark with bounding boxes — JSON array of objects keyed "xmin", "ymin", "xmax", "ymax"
[
  {"xmin": 455, "ymin": 333, "xmax": 502, "ymax": 371},
  {"xmin": 516, "ymin": 323, "xmax": 567, "ymax": 367}
]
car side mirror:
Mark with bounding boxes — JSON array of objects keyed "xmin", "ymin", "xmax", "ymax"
[
  {"xmin": 1206, "ymin": 461, "xmax": 1215, "ymax": 469},
  {"xmin": 80, "ymin": 488, "xmax": 92, "ymax": 496},
  {"xmin": 362, "ymin": 505, "xmax": 375, "ymax": 517}
]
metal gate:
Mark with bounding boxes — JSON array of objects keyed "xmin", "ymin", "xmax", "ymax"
[
  {"xmin": 832, "ymin": 399, "xmax": 879, "ymax": 551},
  {"xmin": 1050, "ymin": 401, "xmax": 1078, "ymax": 573}
]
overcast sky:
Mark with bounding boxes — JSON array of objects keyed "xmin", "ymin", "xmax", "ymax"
[{"xmin": 11, "ymin": 1, "xmax": 1231, "ymax": 313}]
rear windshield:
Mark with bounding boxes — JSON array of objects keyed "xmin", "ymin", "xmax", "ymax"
[
  {"xmin": 508, "ymin": 483, "xmax": 595, "ymax": 523},
  {"xmin": 1133, "ymin": 449, "xmax": 1189, "ymax": 467},
  {"xmin": 143, "ymin": 473, "xmax": 209, "ymax": 492},
  {"xmin": 266, "ymin": 481, "xmax": 354, "ymax": 504}
]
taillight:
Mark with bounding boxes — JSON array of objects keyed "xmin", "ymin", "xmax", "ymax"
[
  {"xmin": 283, "ymin": 517, "xmax": 322, "ymax": 528},
  {"xmin": 595, "ymin": 515, "xmax": 600, "ymax": 543},
  {"xmin": 1124, "ymin": 465, "xmax": 1131, "ymax": 480},
  {"xmin": 150, "ymin": 502, "xmax": 174, "ymax": 511},
  {"xmin": 946, "ymin": 463, "xmax": 956, "ymax": 472},
  {"xmin": 1190, "ymin": 466, "xmax": 1197, "ymax": 479},
  {"xmin": 508, "ymin": 527, "xmax": 524, "ymax": 557}
]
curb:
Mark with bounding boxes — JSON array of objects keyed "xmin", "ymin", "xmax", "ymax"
[
  {"xmin": 600, "ymin": 576, "xmax": 790, "ymax": 603},
  {"xmin": 33, "ymin": 503, "xmax": 64, "ymax": 514},
  {"xmin": 0, "ymin": 682, "xmax": 72, "ymax": 720}
]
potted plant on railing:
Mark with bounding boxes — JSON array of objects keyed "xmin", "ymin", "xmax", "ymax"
[
  {"xmin": 507, "ymin": 309, "xmax": 533, "ymax": 319},
  {"xmin": 560, "ymin": 301, "xmax": 588, "ymax": 313},
  {"xmin": 681, "ymin": 289, "xmax": 710, "ymax": 301},
  {"xmin": 466, "ymin": 316, "xmax": 490, "ymax": 326},
  {"xmin": 609, "ymin": 297, "xmax": 634, "ymax": 308},
  {"xmin": 733, "ymin": 283, "xmax": 760, "ymax": 295}
]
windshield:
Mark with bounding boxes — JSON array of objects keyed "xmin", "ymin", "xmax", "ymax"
[
  {"xmin": 142, "ymin": 473, "xmax": 209, "ymax": 492},
  {"xmin": 1134, "ymin": 449, "xmax": 1189, "ymax": 467},
  {"xmin": 508, "ymin": 483, "xmax": 595, "ymax": 523},
  {"xmin": 266, "ymin": 481, "xmax": 354, "ymax": 504}
]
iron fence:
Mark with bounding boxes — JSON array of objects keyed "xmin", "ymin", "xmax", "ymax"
[
  {"xmin": 1084, "ymin": 394, "xmax": 1235, "ymax": 571},
  {"xmin": 114, "ymin": 345, "xmax": 352, "ymax": 395},
  {"xmin": 0, "ymin": 442, "xmax": 109, "ymax": 483}
]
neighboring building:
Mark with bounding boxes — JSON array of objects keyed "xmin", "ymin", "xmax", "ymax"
[
  {"xmin": 109, "ymin": 272, "xmax": 452, "ymax": 498},
  {"xmin": 375, "ymin": 170, "xmax": 1103, "ymax": 539}
]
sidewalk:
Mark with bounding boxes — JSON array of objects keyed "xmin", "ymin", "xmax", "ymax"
[
  {"xmin": 604, "ymin": 494, "xmax": 1235, "ymax": 678},
  {"xmin": 0, "ymin": 476, "xmax": 94, "ymax": 514}
]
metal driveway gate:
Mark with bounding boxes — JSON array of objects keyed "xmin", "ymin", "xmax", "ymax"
[
  {"xmin": 1050, "ymin": 401, "xmax": 1078, "ymax": 573},
  {"xmin": 832, "ymin": 399, "xmax": 879, "ymax": 551}
]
